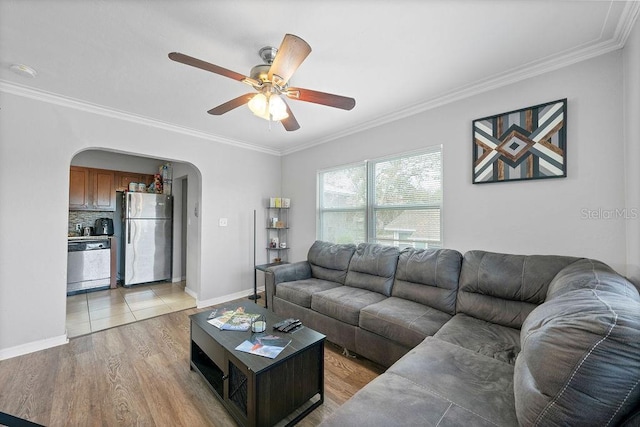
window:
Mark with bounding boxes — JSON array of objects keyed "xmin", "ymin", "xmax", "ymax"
[{"xmin": 318, "ymin": 146, "xmax": 442, "ymax": 249}]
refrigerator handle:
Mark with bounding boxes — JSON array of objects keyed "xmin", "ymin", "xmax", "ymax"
[{"xmin": 126, "ymin": 193, "xmax": 132, "ymax": 244}]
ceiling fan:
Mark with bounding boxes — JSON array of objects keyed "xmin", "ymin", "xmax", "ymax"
[{"xmin": 169, "ymin": 34, "xmax": 355, "ymax": 132}]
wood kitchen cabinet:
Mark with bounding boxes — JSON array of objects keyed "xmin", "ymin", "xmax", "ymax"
[
  {"xmin": 70, "ymin": 167, "xmax": 156, "ymax": 211},
  {"xmin": 114, "ymin": 172, "xmax": 155, "ymax": 192},
  {"xmin": 91, "ymin": 169, "xmax": 116, "ymax": 211},
  {"xmin": 69, "ymin": 166, "xmax": 90, "ymax": 209},
  {"xmin": 68, "ymin": 166, "xmax": 116, "ymax": 211}
]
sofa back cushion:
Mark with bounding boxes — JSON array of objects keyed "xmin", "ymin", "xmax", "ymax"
[
  {"xmin": 514, "ymin": 260, "xmax": 640, "ymax": 425},
  {"xmin": 457, "ymin": 250, "xmax": 579, "ymax": 328},
  {"xmin": 345, "ymin": 243, "xmax": 399, "ymax": 296},
  {"xmin": 392, "ymin": 248, "xmax": 462, "ymax": 315},
  {"xmin": 308, "ymin": 240, "xmax": 356, "ymax": 285}
]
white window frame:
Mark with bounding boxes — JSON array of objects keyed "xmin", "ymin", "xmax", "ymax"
[
  {"xmin": 317, "ymin": 145, "xmax": 443, "ymax": 248},
  {"xmin": 316, "ymin": 162, "xmax": 367, "ymax": 244}
]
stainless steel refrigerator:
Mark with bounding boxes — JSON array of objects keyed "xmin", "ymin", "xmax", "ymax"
[{"xmin": 123, "ymin": 192, "xmax": 172, "ymax": 286}]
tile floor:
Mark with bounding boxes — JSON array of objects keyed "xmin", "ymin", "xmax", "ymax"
[{"xmin": 66, "ymin": 281, "xmax": 196, "ymax": 338}]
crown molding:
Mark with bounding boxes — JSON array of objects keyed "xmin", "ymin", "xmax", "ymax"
[
  {"xmin": 282, "ymin": 2, "xmax": 640, "ymax": 156},
  {"xmin": 1, "ymin": 2, "xmax": 638, "ymax": 158},
  {"xmin": 0, "ymin": 80, "xmax": 282, "ymax": 156}
]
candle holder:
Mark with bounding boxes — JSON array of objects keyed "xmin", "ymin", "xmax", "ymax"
[{"xmin": 251, "ymin": 314, "xmax": 266, "ymax": 333}]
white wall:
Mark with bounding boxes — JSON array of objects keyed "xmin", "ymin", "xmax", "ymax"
[
  {"xmin": 71, "ymin": 149, "xmax": 163, "ymax": 174},
  {"xmin": 0, "ymin": 91, "xmax": 280, "ymax": 357},
  {"xmin": 624, "ymin": 17, "xmax": 640, "ymax": 285},
  {"xmin": 283, "ymin": 50, "xmax": 631, "ymax": 278}
]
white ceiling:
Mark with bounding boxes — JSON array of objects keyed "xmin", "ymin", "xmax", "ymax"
[{"xmin": 0, "ymin": 1, "xmax": 638, "ymax": 155}]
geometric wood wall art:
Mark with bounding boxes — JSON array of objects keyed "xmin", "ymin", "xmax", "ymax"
[{"xmin": 472, "ymin": 98, "xmax": 567, "ymax": 184}]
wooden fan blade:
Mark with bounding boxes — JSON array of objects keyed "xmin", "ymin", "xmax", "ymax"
[
  {"xmin": 286, "ymin": 87, "xmax": 356, "ymax": 110},
  {"xmin": 268, "ymin": 34, "xmax": 312, "ymax": 86},
  {"xmin": 207, "ymin": 93, "xmax": 255, "ymax": 115},
  {"xmin": 169, "ymin": 52, "xmax": 249, "ymax": 82},
  {"xmin": 281, "ymin": 101, "xmax": 300, "ymax": 131}
]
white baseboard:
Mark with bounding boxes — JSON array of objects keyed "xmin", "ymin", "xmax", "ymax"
[
  {"xmin": 197, "ymin": 285, "xmax": 265, "ymax": 309},
  {"xmin": 0, "ymin": 333, "xmax": 69, "ymax": 361},
  {"xmin": 184, "ymin": 286, "xmax": 198, "ymax": 299}
]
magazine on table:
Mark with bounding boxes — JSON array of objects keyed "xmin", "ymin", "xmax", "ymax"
[
  {"xmin": 207, "ymin": 307, "xmax": 260, "ymax": 331},
  {"xmin": 235, "ymin": 333, "xmax": 292, "ymax": 359}
]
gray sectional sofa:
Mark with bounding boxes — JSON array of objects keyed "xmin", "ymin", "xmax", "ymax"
[{"xmin": 265, "ymin": 241, "xmax": 640, "ymax": 426}]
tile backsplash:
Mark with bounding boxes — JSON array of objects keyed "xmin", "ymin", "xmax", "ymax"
[{"xmin": 68, "ymin": 211, "xmax": 115, "ymax": 235}]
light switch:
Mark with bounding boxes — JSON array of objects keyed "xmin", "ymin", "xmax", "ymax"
[{"xmin": 219, "ymin": 218, "xmax": 228, "ymax": 227}]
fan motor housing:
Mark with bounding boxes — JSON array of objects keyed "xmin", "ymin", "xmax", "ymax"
[{"xmin": 250, "ymin": 64, "xmax": 271, "ymax": 83}]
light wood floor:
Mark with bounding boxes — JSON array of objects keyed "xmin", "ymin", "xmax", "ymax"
[
  {"xmin": 66, "ymin": 281, "xmax": 196, "ymax": 338},
  {"xmin": 0, "ymin": 298, "xmax": 384, "ymax": 426}
]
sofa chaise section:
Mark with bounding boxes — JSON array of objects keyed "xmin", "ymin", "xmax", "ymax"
[{"xmin": 321, "ymin": 336, "xmax": 519, "ymax": 427}]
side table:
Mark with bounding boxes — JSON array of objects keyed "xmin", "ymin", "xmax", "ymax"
[{"xmin": 253, "ymin": 262, "xmax": 288, "ymax": 309}]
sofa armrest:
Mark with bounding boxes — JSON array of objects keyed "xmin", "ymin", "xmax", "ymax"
[{"xmin": 265, "ymin": 261, "xmax": 312, "ymax": 310}]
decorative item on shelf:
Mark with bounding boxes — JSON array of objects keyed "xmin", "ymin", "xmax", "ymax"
[
  {"xmin": 269, "ymin": 197, "xmax": 291, "ymax": 208},
  {"xmin": 160, "ymin": 163, "xmax": 173, "ymax": 196},
  {"xmin": 265, "ymin": 198, "xmax": 290, "ymax": 264},
  {"xmin": 153, "ymin": 174, "xmax": 163, "ymax": 194}
]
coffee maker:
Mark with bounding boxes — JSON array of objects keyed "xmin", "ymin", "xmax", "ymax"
[{"xmin": 94, "ymin": 218, "xmax": 114, "ymax": 236}]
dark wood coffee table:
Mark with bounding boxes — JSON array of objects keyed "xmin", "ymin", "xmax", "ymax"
[{"xmin": 190, "ymin": 301, "xmax": 325, "ymax": 427}]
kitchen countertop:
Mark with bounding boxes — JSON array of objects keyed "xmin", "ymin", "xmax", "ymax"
[{"xmin": 68, "ymin": 235, "xmax": 115, "ymax": 240}]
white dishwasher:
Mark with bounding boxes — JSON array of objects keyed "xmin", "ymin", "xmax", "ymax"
[{"xmin": 67, "ymin": 239, "xmax": 111, "ymax": 295}]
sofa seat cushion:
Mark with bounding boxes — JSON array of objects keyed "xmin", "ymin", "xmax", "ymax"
[
  {"xmin": 311, "ymin": 286, "xmax": 387, "ymax": 326},
  {"xmin": 359, "ymin": 297, "xmax": 451, "ymax": 348},
  {"xmin": 434, "ymin": 313, "xmax": 521, "ymax": 365},
  {"xmin": 320, "ymin": 337, "xmax": 517, "ymax": 427},
  {"xmin": 275, "ymin": 278, "xmax": 342, "ymax": 308}
]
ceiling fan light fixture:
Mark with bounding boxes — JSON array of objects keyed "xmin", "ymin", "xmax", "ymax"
[
  {"xmin": 248, "ymin": 92, "xmax": 288, "ymax": 121},
  {"xmin": 268, "ymin": 94, "xmax": 289, "ymax": 121},
  {"xmin": 248, "ymin": 92, "xmax": 268, "ymax": 118}
]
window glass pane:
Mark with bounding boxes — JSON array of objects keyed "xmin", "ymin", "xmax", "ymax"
[
  {"xmin": 318, "ymin": 146, "xmax": 442, "ymax": 247},
  {"xmin": 373, "ymin": 208, "xmax": 441, "ymax": 248},
  {"xmin": 374, "ymin": 152, "xmax": 442, "ymax": 206},
  {"xmin": 320, "ymin": 211, "xmax": 366, "ymax": 244},
  {"xmin": 320, "ymin": 166, "xmax": 366, "ymax": 209}
]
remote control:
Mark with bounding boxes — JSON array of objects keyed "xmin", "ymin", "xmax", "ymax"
[
  {"xmin": 282, "ymin": 320, "xmax": 302, "ymax": 332},
  {"xmin": 273, "ymin": 318, "xmax": 295, "ymax": 330}
]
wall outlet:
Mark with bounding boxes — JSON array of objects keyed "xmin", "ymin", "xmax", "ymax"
[
  {"xmin": 75, "ymin": 224, "xmax": 82, "ymax": 232},
  {"xmin": 219, "ymin": 218, "xmax": 228, "ymax": 227}
]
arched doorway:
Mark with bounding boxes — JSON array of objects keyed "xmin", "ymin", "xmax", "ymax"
[{"xmin": 65, "ymin": 149, "xmax": 201, "ymax": 337}]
